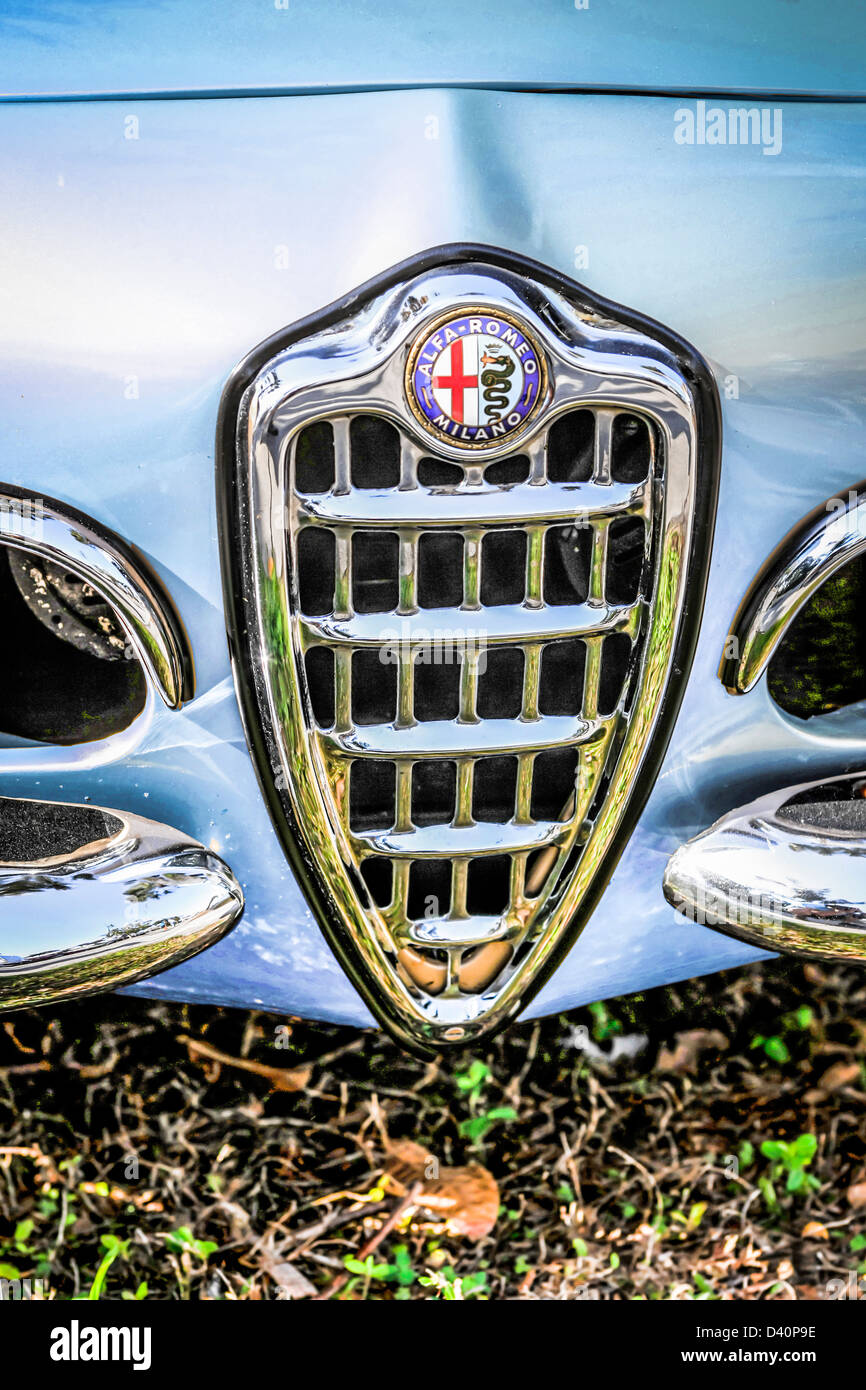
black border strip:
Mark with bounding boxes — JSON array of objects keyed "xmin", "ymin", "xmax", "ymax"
[
  {"xmin": 216, "ymin": 243, "xmax": 722, "ymax": 1054},
  {"xmin": 4, "ymin": 86, "xmax": 864, "ymax": 104}
]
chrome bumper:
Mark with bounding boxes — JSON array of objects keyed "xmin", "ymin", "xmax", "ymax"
[
  {"xmin": 663, "ymin": 774, "xmax": 866, "ymax": 963},
  {"xmin": 0, "ymin": 797, "xmax": 243, "ymax": 1010}
]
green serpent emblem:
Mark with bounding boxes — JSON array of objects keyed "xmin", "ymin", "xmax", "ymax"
[{"xmin": 480, "ymin": 345, "xmax": 516, "ymax": 421}]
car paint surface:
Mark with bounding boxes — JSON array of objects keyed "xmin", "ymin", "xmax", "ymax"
[
  {"xmin": 0, "ymin": 86, "xmax": 864, "ymax": 1026},
  {"xmin": 1, "ymin": 0, "xmax": 864, "ymax": 100}
]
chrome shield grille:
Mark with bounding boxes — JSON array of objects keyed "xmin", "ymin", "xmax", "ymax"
[{"xmin": 219, "ymin": 246, "xmax": 719, "ymax": 1051}]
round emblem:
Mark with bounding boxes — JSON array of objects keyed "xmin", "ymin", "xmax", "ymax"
[{"xmin": 405, "ymin": 307, "xmax": 547, "ymax": 450}]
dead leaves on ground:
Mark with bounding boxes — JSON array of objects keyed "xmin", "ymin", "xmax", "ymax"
[
  {"xmin": 385, "ymin": 1138, "xmax": 500, "ymax": 1241},
  {"xmin": 847, "ymin": 1180, "xmax": 866, "ymax": 1209},
  {"xmin": 656, "ymin": 1029, "xmax": 729, "ymax": 1075},
  {"xmin": 804, "ymin": 1061, "xmax": 862, "ymax": 1104}
]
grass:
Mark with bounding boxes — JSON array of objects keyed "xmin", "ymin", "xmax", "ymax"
[{"xmin": 1, "ymin": 957, "xmax": 865, "ymax": 1300}]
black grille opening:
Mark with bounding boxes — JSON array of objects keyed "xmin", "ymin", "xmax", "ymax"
[
  {"xmin": 414, "ymin": 655, "xmax": 461, "ymax": 721},
  {"xmin": 598, "ymin": 632, "xmax": 633, "ymax": 716},
  {"xmin": 606, "ymin": 517, "xmax": 645, "ymax": 605},
  {"xmin": 407, "ymin": 859, "xmax": 452, "ymax": 920},
  {"xmin": 350, "ymin": 759, "xmax": 395, "ymax": 832},
  {"xmin": 547, "ymin": 410, "xmax": 594, "ymax": 483},
  {"xmin": 768, "ymin": 556, "xmax": 866, "ymax": 719},
  {"xmin": 531, "ymin": 747, "xmax": 579, "ymax": 822},
  {"xmin": 352, "ymin": 649, "xmax": 396, "ymax": 725},
  {"xmin": 418, "ymin": 533, "xmax": 464, "ymax": 608},
  {"xmin": 351, "ymin": 532, "xmax": 399, "ymax": 614},
  {"xmin": 472, "ymin": 754, "xmax": 518, "ymax": 823},
  {"xmin": 297, "ymin": 528, "xmax": 335, "ymax": 615},
  {"xmin": 484, "ymin": 455, "xmax": 530, "ymax": 486},
  {"xmin": 611, "ymin": 413, "xmax": 652, "ymax": 484},
  {"xmin": 304, "ymin": 647, "xmax": 335, "ymax": 726},
  {"xmin": 477, "ymin": 647, "xmax": 524, "ymax": 719},
  {"xmin": 360, "ymin": 858, "xmax": 393, "ymax": 909},
  {"xmin": 417, "ymin": 457, "xmax": 463, "ymax": 488},
  {"xmin": 412, "ymin": 760, "xmax": 456, "ymax": 826},
  {"xmin": 544, "ymin": 523, "xmax": 592, "ymax": 605},
  {"xmin": 0, "ymin": 549, "xmax": 145, "ymax": 746},
  {"xmin": 294, "ymin": 421, "xmax": 335, "ymax": 494},
  {"xmin": 539, "ymin": 638, "xmax": 586, "ymax": 716},
  {"xmin": 467, "ymin": 855, "xmax": 511, "ymax": 914},
  {"xmin": 351, "ymin": 415, "xmax": 401, "ymax": 489},
  {"xmin": 480, "ymin": 530, "xmax": 526, "ymax": 606}
]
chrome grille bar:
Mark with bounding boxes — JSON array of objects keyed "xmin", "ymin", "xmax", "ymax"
[
  {"xmin": 298, "ymin": 476, "xmax": 647, "ymax": 527},
  {"xmin": 300, "ymin": 599, "xmax": 640, "ymax": 648},
  {"xmin": 319, "ymin": 712, "xmax": 610, "ymax": 759}
]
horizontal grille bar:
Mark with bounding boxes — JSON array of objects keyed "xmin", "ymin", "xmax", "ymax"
[
  {"xmin": 351, "ymin": 817, "xmax": 568, "ymax": 860},
  {"xmin": 319, "ymin": 712, "xmax": 609, "ymax": 759},
  {"xmin": 406, "ymin": 915, "xmax": 521, "ymax": 947},
  {"xmin": 298, "ymin": 478, "xmax": 647, "ymax": 529},
  {"xmin": 301, "ymin": 600, "xmax": 638, "ymax": 649}
]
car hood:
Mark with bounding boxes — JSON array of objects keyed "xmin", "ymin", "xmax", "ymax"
[{"xmin": 0, "ymin": 0, "xmax": 863, "ymax": 101}]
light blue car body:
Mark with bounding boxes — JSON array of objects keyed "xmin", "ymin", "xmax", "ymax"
[{"xmin": 0, "ymin": 2, "xmax": 864, "ymax": 1027}]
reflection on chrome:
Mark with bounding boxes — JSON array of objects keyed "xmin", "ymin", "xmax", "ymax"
[
  {"xmin": 720, "ymin": 480, "xmax": 866, "ymax": 695},
  {"xmin": 0, "ymin": 797, "xmax": 243, "ymax": 1010},
  {"xmin": 223, "ymin": 247, "xmax": 717, "ymax": 1050},
  {"xmin": 663, "ymin": 773, "xmax": 866, "ymax": 962},
  {"xmin": 0, "ymin": 483, "xmax": 194, "ymax": 708}
]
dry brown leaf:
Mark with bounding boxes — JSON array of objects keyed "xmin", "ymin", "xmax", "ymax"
[
  {"xmin": 385, "ymin": 1138, "xmax": 500, "ymax": 1240},
  {"xmin": 847, "ymin": 1182, "xmax": 866, "ymax": 1209},
  {"xmin": 806, "ymin": 1061, "xmax": 861, "ymax": 1101},
  {"xmin": 803, "ymin": 964, "xmax": 828, "ymax": 987},
  {"xmin": 261, "ymin": 1256, "xmax": 316, "ymax": 1299},
  {"xmin": 178, "ymin": 1035, "xmax": 312, "ymax": 1093},
  {"xmin": 656, "ymin": 1029, "xmax": 729, "ymax": 1075},
  {"xmin": 801, "ymin": 1221, "xmax": 829, "ymax": 1240},
  {"xmin": 385, "ymin": 1139, "xmax": 432, "ymax": 1177}
]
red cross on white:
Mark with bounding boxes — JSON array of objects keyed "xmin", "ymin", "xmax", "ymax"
[{"xmin": 432, "ymin": 337, "xmax": 480, "ymax": 425}]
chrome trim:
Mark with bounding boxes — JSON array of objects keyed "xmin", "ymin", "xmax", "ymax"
[
  {"xmin": 0, "ymin": 797, "xmax": 243, "ymax": 1010},
  {"xmin": 719, "ymin": 480, "xmax": 866, "ymax": 695},
  {"xmin": 0, "ymin": 484, "xmax": 194, "ymax": 708},
  {"xmin": 220, "ymin": 244, "xmax": 720, "ymax": 1051},
  {"xmin": 299, "ymin": 476, "xmax": 647, "ymax": 529},
  {"xmin": 663, "ymin": 774, "xmax": 866, "ymax": 962},
  {"xmin": 320, "ymin": 713, "xmax": 606, "ymax": 760},
  {"xmin": 351, "ymin": 817, "xmax": 568, "ymax": 860},
  {"xmin": 301, "ymin": 599, "xmax": 638, "ymax": 650}
]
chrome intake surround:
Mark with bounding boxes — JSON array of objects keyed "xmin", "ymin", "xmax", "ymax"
[
  {"xmin": 0, "ymin": 483, "xmax": 194, "ymax": 709},
  {"xmin": 720, "ymin": 480, "xmax": 866, "ymax": 696},
  {"xmin": 0, "ymin": 798, "xmax": 243, "ymax": 1011},
  {"xmin": 218, "ymin": 245, "xmax": 720, "ymax": 1051},
  {"xmin": 664, "ymin": 774, "xmax": 866, "ymax": 963}
]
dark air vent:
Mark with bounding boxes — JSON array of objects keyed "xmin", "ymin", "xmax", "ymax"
[
  {"xmin": 768, "ymin": 557, "xmax": 866, "ymax": 718},
  {"xmin": 0, "ymin": 549, "xmax": 145, "ymax": 744}
]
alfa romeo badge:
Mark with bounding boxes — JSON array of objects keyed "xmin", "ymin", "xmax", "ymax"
[{"xmin": 405, "ymin": 306, "xmax": 547, "ymax": 450}]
